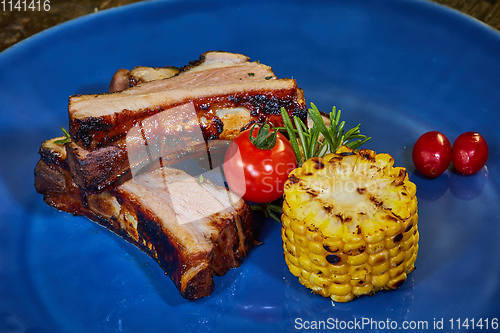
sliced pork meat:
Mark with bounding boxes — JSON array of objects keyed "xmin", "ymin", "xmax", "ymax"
[
  {"xmin": 35, "ymin": 138, "xmax": 254, "ymax": 300},
  {"xmin": 69, "ymin": 51, "xmax": 306, "ymax": 149},
  {"xmin": 67, "ymin": 52, "xmax": 306, "ymax": 191}
]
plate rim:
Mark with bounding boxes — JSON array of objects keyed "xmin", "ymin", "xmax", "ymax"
[
  {"xmin": 1, "ymin": 0, "xmax": 499, "ymax": 331},
  {"xmin": 0, "ymin": 0, "xmax": 499, "ymax": 61}
]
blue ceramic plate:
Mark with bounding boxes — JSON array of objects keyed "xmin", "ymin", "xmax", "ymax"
[{"xmin": 0, "ymin": 0, "xmax": 499, "ymax": 332}]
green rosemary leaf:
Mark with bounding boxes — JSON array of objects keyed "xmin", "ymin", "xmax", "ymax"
[
  {"xmin": 296, "ymin": 116, "xmax": 308, "ymax": 133},
  {"xmin": 251, "ymin": 201, "xmax": 283, "ymax": 223},
  {"xmin": 337, "ymin": 121, "xmax": 346, "ymax": 137},
  {"xmin": 317, "ymin": 141, "xmax": 330, "ymax": 157},
  {"xmin": 294, "ymin": 116, "xmax": 309, "ymax": 160},
  {"xmin": 309, "ymin": 103, "xmax": 335, "ymax": 150},
  {"xmin": 348, "ymin": 137, "xmax": 372, "ymax": 149},
  {"xmin": 344, "ymin": 134, "xmax": 367, "ymax": 141},
  {"xmin": 281, "ymin": 107, "xmax": 302, "ymax": 165},
  {"xmin": 334, "ymin": 107, "xmax": 341, "ymax": 127},
  {"xmin": 61, "ymin": 127, "xmax": 70, "ymax": 137},
  {"xmin": 53, "ymin": 138, "xmax": 69, "ymax": 145},
  {"xmin": 250, "ymin": 204, "xmax": 264, "ymax": 212},
  {"xmin": 267, "ymin": 203, "xmax": 283, "ymax": 214},
  {"xmin": 308, "ymin": 125, "xmax": 320, "ymax": 158},
  {"xmin": 54, "ymin": 127, "xmax": 71, "ymax": 145},
  {"xmin": 343, "ymin": 125, "xmax": 361, "ymax": 138},
  {"xmin": 268, "ymin": 211, "xmax": 281, "ymax": 223}
]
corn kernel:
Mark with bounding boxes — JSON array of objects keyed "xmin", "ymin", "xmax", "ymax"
[{"xmin": 328, "ymin": 282, "xmax": 352, "ymax": 296}]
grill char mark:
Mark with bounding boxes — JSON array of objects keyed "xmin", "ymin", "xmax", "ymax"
[{"xmin": 70, "ymin": 89, "xmax": 305, "ymax": 150}]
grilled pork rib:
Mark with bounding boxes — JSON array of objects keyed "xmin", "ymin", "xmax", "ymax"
[
  {"xmin": 35, "ymin": 138, "xmax": 253, "ymax": 299},
  {"xmin": 67, "ymin": 52, "xmax": 306, "ymax": 191},
  {"xmin": 69, "ymin": 51, "xmax": 306, "ymax": 149}
]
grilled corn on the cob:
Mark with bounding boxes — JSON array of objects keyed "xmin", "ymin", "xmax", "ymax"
[{"xmin": 282, "ymin": 146, "xmax": 418, "ymax": 302}]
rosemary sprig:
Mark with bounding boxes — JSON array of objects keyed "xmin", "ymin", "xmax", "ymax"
[
  {"xmin": 281, "ymin": 108, "xmax": 303, "ymax": 165},
  {"xmin": 280, "ymin": 103, "xmax": 371, "ymax": 165},
  {"xmin": 251, "ymin": 200, "xmax": 283, "ymax": 223},
  {"xmin": 54, "ymin": 127, "xmax": 71, "ymax": 145}
]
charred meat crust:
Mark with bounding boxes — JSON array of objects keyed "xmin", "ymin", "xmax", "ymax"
[
  {"xmin": 39, "ymin": 144, "xmax": 68, "ymax": 169},
  {"xmin": 70, "ymin": 116, "xmax": 114, "ymax": 149},
  {"xmin": 65, "ymin": 142, "xmax": 130, "ymax": 192},
  {"xmin": 116, "ymin": 191, "xmax": 214, "ymax": 299},
  {"xmin": 211, "ymin": 220, "xmax": 240, "ymax": 275},
  {"xmin": 34, "ymin": 160, "xmax": 67, "ymax": 194},
  {"xmin": 34, "ymin": 160, "xmax": 86, "ymax": 215},
  {"xmin": 210, "ymin": 206, "xmax": 253, "ymax": 275},
  {"xmin": 66, "ymin": 139, "xmax": 230, "ymax": 193},
  {"xmin": 70, "ymin": 88, "xmax": 306, "ymax": 149}
]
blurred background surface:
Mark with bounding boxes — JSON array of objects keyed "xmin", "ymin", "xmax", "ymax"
[{"xmin": 1, "ymin": 0, "xmax": 499, "ymax": 52}]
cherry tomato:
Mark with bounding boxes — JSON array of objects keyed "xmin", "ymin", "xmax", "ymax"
[
  {"xmin": 223, "ymin": 125, "xmax": 297, "ymax": 203},
  {"xmin": 452, "ymin": 132, "xmax": 488, "ymax": 175},
  {"xmin": 412, "ymin": 131, "xmax": 452, "ymax": 178}
]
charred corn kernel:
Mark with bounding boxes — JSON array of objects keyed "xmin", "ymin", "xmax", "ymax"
[
  {"xmin": 344, "ymin": 241, "xmax": 365, "ymax": 254},
  {"xmin": 368, "ymin": 250, "xmax": 389, "ymax": 266},
  {"xmin": 353, "ymin": 284, "xmax": 373, "ymax": 296},
  {"xmin": 291, "ymin": 220, "xmax": 306, "ymax": 234},
  {"xmin": 323, "ymin": 239, "xmax": 343, "ymax": 252},
  {"xmin": 389, "ymin": 273, "xmax": 407, "ymax": 289},
  {"xmin": 286, "ymin": 242, "xmax": 297, "ymax": 256},
  {"xmin": 288, "ymin": 262, "xmax": 302, "ymax": 277},
  {"xmin": 366, "ymin": 242, "xmax": 385, "ymax": 254},
  {"xmin": 300, "ymin": 266, "xmax": 312, "ymax": 277},
  {"xmin": 347, "ymin": 252, "xmax": 368, "ymax": 266},
  {"xmin": 311, "ymin": 272, "xmax": 330, "ymax": 287},
  {"xmin": 332, "ymin": 294, "xmax": 354, "ymax": 302},
  {"xmin": 330, "ymin": 274, "xmax": 351, "ymax": 284},
  {"xmin": 372, "ymin": 272, "xmax": 390, "ymax": 286},
  {"xmin": 285, "ymin": 228, "xmax": 294, "ymax": 242},
  {"xmin": 281, "ymin": 146, "xmax": 418, "ymax": 302},
  {"xmin": 328, "ymin": 264, "xmax": 349, "ymax": 275},
  {"xmin": 389, "ymin": 246, "xmax": 403, "ymax": 258},
  {"xmin": 372, "ymin": 261, "xmax": 390, "ymax": 276},
  {"xmin": 390, "ymin": 264, "xmax": 405, "ymax": 278},
  {"xmin": 329, "ymin": 282, "xmax": 352, "ymax": 296},
  {"xmin": 287, "ymin": 255, "xmax": 299, "ymax": 267},
  {"xmin": 310, "ymin": 252, "xmax": 328, "ymax": 267},
  {"xmin": 364, "ymin": 232, "xmax": 386, "ymax": 244},
  {"xmin": 390, "ymin": 251, "xmax": 406, "ymax": 267},
  {"xmin": 349, "ymin": 265, "xmax": 370, "ymax": 281},
  {"xmin": 309, "ymin": 241, "xmax": 325, "ymax": 255}
]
